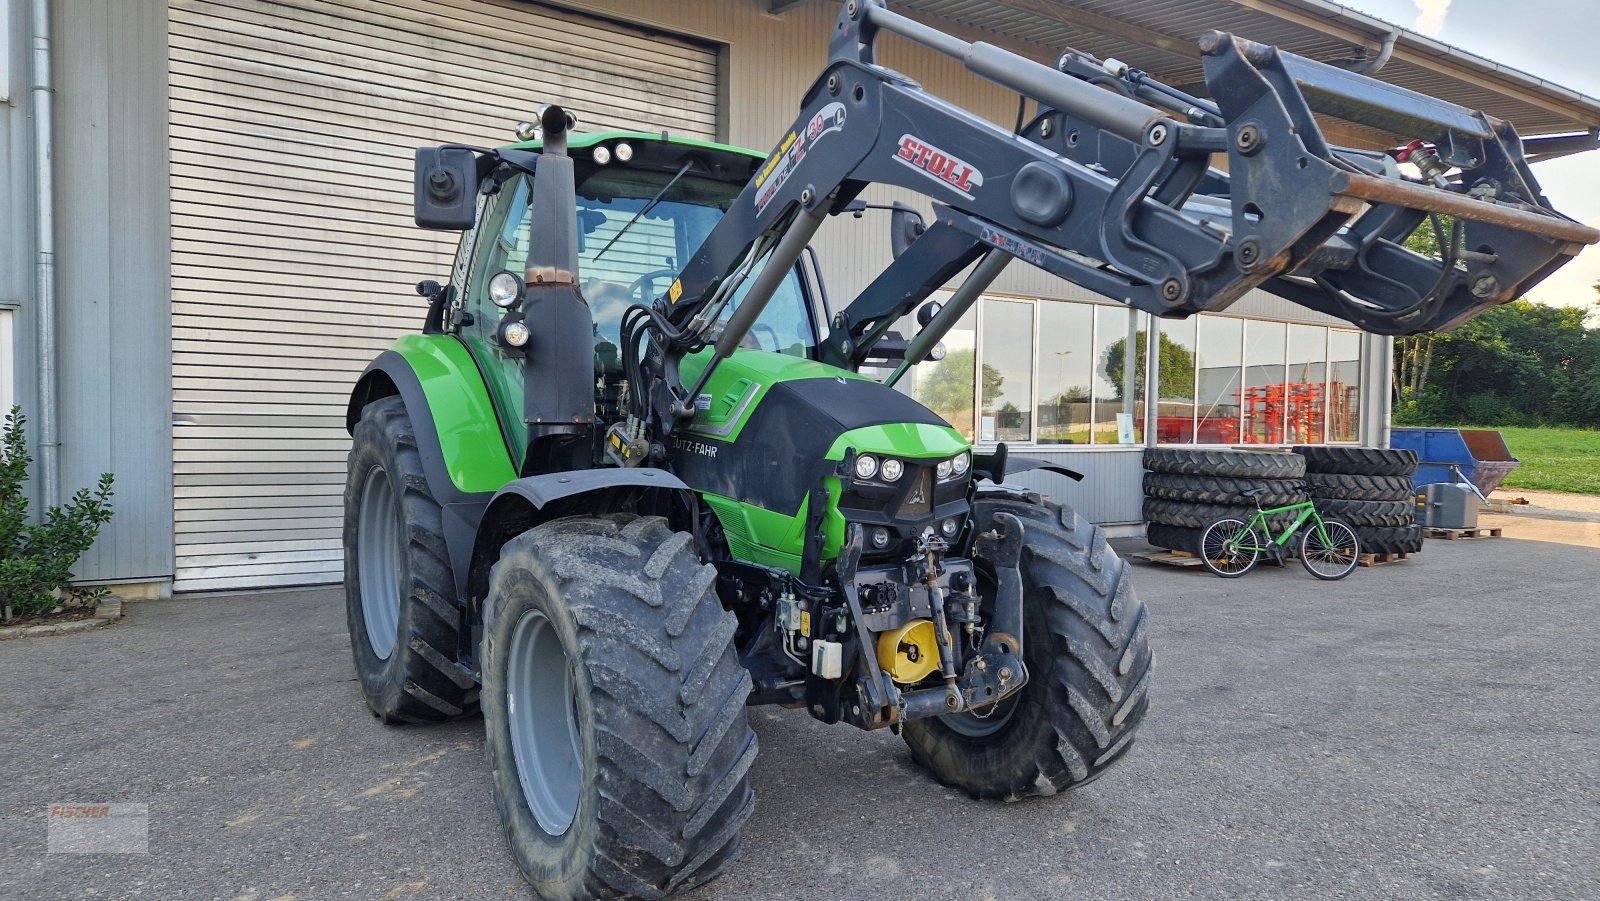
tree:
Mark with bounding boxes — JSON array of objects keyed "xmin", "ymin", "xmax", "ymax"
[
  {"xmin": 913, "ymin": 348, "xmax": 1002, "ymax": 434},
  {"xmin": 1102, "ymin": 331, "xmax": 1196, "ymax": 401}
]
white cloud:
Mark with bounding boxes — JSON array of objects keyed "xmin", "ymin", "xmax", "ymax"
[{"xmin": 1411, "ymin": 0, "xmax": 1452, "ymax": 36}]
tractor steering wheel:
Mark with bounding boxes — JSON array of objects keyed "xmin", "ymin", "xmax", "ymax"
[{"xmin": 629, "ymin": 269, "xmax": 682, "ymax": 304}]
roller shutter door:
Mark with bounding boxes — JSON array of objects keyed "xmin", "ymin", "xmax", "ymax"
[{"xmin": 168, "ymin": 0, "xmax": 720, "ymax": 590}]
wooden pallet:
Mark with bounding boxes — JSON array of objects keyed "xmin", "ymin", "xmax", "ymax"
[
  {"xmin": 1358, "ymin": 551, "xmax": 1412, "ymax": 567},
  {"xmin": 1424, "ymin": 526, "xmax": 1503, "ymax": 540},
  {"xmin": 1130, "ymin": 548, "xmax": 1206, "ymax": 568}
]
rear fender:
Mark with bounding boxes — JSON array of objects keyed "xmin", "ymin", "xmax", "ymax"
[{"xmin": 348, "ymin": 337, "xmax": 519, "ymax": 604}]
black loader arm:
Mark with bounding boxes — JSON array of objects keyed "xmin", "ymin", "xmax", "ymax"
[{"xmin": 632, "ymin": 0, "xmax": 1598, "ymax": 437}]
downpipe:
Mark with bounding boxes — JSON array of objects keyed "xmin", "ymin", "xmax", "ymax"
[{"xmin": 31, "ymin": 0, "xmax": 60, "ymax": 507}]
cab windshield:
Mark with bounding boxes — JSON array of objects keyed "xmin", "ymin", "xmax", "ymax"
[{"xmin": 488, "ymin": 162, "xmax": 816, "ymax": 358}]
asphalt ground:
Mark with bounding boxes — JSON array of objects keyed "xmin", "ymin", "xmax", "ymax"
[{"xmin": 3, "ymin": 528, "xmax": 1597, "ymax": 900}]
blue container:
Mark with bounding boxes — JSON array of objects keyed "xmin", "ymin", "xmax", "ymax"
[{"xmin": 1390, "ymin": 427, "xmax": 1521, "ymax": 496}]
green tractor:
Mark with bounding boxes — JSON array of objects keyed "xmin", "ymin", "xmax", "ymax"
[{"xmin": 343, "ymin": 3, "xmax": 1595, "ymax": 897}]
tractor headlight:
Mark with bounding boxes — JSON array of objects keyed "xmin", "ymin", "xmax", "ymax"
[
  {"xmin": 880, "ymin": 458, "xmax": 904, "ymax": 482},
  {"xmin": 592, "ymin": 145, "xmax": 612, "ymax": 165},
  {"xmin": 500, "ymin": 319, "xmax": 530, "ymax": 348},
  {"xmin": 615, "ymin": 142, "xmax": 634, "ymax": 162},
  {"xmin": 952, "ymin": 451, "xmax": 970, "ymax": 476},
  {"xmin": 870, "ymin": 527, "xmax": 891, "ymax": 549},
  {"xmin": 928, "ymin": 341, "xmax": 947, "ymax": 362},
  {"xmin": 854, "ymin": 454, "xmax": 879, "ymax": 480},
  {"xmin": 488, "ymin": 271, "xmax": 523, "ymax": 308},
  {"xmin": 935, "ymin": 458, "xmax": 953, "ymax": 480},
  {"xmin": 941, "ymin": 517, "xmax": 961, "ymax": 538}
]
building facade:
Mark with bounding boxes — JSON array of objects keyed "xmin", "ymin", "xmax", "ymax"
[{"xmin": 3, "ymin": 0, "xmax": 1597, "ymax": 594}]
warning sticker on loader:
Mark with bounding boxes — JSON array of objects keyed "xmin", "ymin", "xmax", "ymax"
[{"xmin": 753, "ymin": 101, "xmax": 846, "ymax": 213}]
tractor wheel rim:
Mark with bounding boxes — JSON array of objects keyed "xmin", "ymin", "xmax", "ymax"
[
  {"xmin": 506, "ymin": 608, "xmax": 582, "ymax": 836},
  {"xmin": 357, "ymin": 466, "xmax": 402, "ymax": 660}
]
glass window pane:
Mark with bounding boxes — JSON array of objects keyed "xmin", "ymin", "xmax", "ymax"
[
  {"xmin": 1287, "ymin": 325, "xmax": 1328, "ymax": 444},
  {"xmin": 1037, "ymin": 300, "xmax": 1094, "ymax": 445},
  {"xmin": 1242, "ymin": 320, "xmax": 1287, "ymax": 444},
  {"xmin": 1155, "ymin": 317, "xmax": 1197, "ymax": 444},
  {"xmin": 979, "ymin": 299, "xmax": 1034, "ymax": 443},
  {"xmin": 1328, "ymin": 329, "xmax": 1362, "ymax": 442},
  {"xmin": 1091, "ymin": 307, "xmax": 1144, "ymax": 444},
  {"xmin": 909, "ymin": 300, "xmax": 978, "ymax": 440},
  {"xmin": 1195, "ymin": 316, "xmax": 1242, "ymax": 444}
]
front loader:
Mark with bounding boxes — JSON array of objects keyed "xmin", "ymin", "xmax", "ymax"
[{"xmin": 342, "ymin": 2, "xmax": 1598, "ymax": 897}]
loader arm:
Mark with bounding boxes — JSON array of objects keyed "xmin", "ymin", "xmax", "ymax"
[{"xmin": 633, "ymin": 0, "xmax": 1597, "ymax": 439}]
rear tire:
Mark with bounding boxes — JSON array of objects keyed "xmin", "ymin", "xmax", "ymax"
[
  {"xmin": 1144, "ymin": 523, "xmax": 1203, "ymax": 555},
  {"xmin": 1304, "ymin": 472, "xmax": 1415, "ymax": 501},
  {"xmin": 1143, "ymin": 497, "xmax": 1299, "ymax": 531},
  {"xmin": 1143, "ymin": 447, "xmax": 1305, "ymax": 480},
  {"xmin": 481, "ymin": 515, "xmax": 757, "ymax": 900},
  {"xmin": 1294, "ymin": 445, "xmax": 1418, "ymax": 477},
  {"xmin": 901, "ymin": 498, "xmax": 1151, "ymax": 800},
  {"xmin": 1199, "ymin": 518, "xmax": 1262, "ymax": 578},
  {"xmin": 1353, "ymin": 524, "xmax": 1426, "ymax": 555},
  {"xmin": 1314, "ymin": 498, "xmax": 1415, "ymax": 528},
  {"xmin": 344, "ymin": 395, "xmax": 477, "ymax": 724},
  {"xmin": 1142, "ymin": 472, "xmax": 1306, "ymax": 507}
]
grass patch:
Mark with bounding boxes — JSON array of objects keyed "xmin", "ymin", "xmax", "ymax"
[{"xmin": 1490, "ymin": 426, "xmax": 1600, "ymax": 496}]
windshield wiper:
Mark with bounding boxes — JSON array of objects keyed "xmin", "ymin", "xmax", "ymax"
[{"xmin": 591, "ymin": 159, "xmax": 697, "ymax": 263}]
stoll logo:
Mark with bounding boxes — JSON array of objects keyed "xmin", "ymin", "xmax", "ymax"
[{"xmin": 893, "ymin": 135, "xmax": 983, "ymax": 200}]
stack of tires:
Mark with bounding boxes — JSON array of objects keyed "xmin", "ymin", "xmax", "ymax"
[
  {"xmin": 1142, "ymin": 448, "xmax": 1308, "ymax": 554},
  {"xmin": 1293, "ymin": 446, "xmax": 1423, "ymax": 556}
]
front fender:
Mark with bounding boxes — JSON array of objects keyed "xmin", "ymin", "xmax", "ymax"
[{"xmin": 465, "ymin": 468, "xmax": 695, "ymax": 605}]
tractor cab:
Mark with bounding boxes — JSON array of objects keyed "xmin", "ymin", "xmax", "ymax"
[{"xmin": 441, "ymin": 132, "xmax": 824, "ymax": 464}]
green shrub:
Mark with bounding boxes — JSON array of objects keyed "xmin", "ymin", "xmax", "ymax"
[{"xmin": 0, "ymin": 406, "xmax": 115, "ymax": 617}]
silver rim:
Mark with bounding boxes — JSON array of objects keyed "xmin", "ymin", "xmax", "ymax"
[
  {"xmin": 506, "ymin": 608, "xmax": 583, "ymax": 835},
  {"xmin": 1302, "ymin": 521, "xmax": 1359, "ymax": 577},
  {"xmin": 357, "ymin": 465, "xmax": 402, "ymax": 660},
  {"xmin": 1202, "ymin": 519, "xmax": 1260, "ymax": 575}
]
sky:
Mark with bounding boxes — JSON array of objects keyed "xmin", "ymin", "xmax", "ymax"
[{"xmin": 1335, "ymin": 0, "xmax": 1600, "ymax": 312}]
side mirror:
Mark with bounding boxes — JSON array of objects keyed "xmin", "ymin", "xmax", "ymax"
[
  {"xmin": 889, "ymin": 201, "xmax": 926, "ymax": 259},
  {"xmin": 414, "ymin": 147, "xmax": 479, "ymax": 230}
]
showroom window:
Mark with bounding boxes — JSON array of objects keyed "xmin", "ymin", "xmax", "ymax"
[
  {"xmin": 907, "ymin": 297, "xmax": 1362, "ymax": 447},
  {"xmin": 1159, "ymin": 315, "xmax": 1362, "ymax": 446}
]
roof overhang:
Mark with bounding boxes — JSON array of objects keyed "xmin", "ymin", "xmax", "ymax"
[{"xmin": 779, "ymin": 0, "xmax": 1600, "ymax": 145}]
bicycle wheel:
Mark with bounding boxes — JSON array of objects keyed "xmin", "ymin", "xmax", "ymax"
[
  {"xmin": 1300, "ymin": 519, "xmax": 1360, "ymax": 580},
  {"xmin": 1200, "ymin": 518, "xmax": 1262, "ymax": 578}
]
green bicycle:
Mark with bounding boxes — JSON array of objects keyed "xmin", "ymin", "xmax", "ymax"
[{"xmin": 1200, "ymin": 486, "xmax": 1361, "ymax": 580}]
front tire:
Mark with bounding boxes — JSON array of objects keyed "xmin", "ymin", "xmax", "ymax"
[
  {"xmin": 481, "ymin": 515, "xmax": 757, "ymax": 900},
  {"xmin": 343, "ymin": 395, "xmax": 476, "ymax": 723},
  {"xmin": 1300, "ymin": 519, "xmax": 1360, "ymax": 580},
  {"xmin": 902, "ymin": 498, "xmax": 1151, "ymax": 799}
]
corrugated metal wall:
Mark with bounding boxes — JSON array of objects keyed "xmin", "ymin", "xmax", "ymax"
[
  {"xmin": 37, "ymin": 0, "xmax": 175, "ymax": 584},
  {"xmin": 165, "ymin": 0, "xmax": 720, "ymax": 590}
]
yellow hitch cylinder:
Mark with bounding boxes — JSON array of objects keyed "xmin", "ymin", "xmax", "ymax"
[{"xmin": 876, "ymin": 619, "xmax": 941, "ymax": 684}]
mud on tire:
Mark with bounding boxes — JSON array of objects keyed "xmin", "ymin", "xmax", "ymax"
[
  {"xmin": 344, "ymin": 395, "xmax": 477, "ymax": 724},
  {"xmin": 481, "ymin": 515, "xmax": 757, "ymax": 901},
  {"xmin": 1143, "ymin": 447, "xmax": 1306, "ymax": 480},
  {"xmin": 902, "ymin": 498, "xmax": 1151, "ymax": 800}
]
